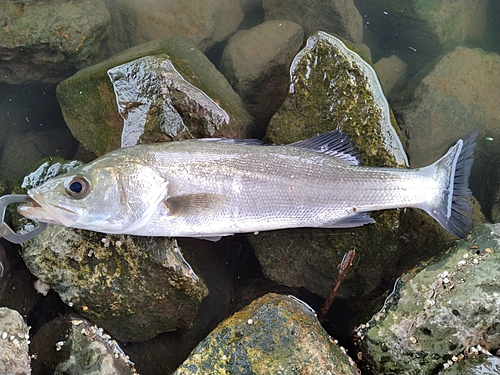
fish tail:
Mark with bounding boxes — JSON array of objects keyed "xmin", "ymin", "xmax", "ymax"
[{"xmin": 420, "ymin": 131, "xmax": 478, "ymax": 238}]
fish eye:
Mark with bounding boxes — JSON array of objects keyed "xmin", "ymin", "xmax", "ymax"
[{"xmin": 64, "ymin": 175, "xmax": 91, "ymax": 199}]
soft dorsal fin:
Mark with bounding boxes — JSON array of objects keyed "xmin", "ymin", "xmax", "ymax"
[{"xmin": 288, "ymin": 130, "xmax": 362, "ymax": 165}]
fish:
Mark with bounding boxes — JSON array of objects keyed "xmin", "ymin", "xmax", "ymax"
[{"xmin": 18, "ymin": 130, "xmax": 478, "ymax": 240}]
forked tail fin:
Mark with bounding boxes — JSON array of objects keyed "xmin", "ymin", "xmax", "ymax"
[{"xmin": 420, "ymin": 131, "xmax": 478, "ymax": 238}]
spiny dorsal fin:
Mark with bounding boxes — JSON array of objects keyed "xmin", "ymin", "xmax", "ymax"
[{"xmin": 288, "ymin": 130, "xmax": 362, "ymax": 165}]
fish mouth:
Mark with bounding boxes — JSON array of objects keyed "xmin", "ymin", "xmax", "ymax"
[{"xmin": 18, "ymin": 198, "xmax": 77, "ymax": 227}]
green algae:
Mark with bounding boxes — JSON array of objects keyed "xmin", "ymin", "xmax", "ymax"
[
  {"xmin": 265, "ymin": 31, "xmax": 407, "ymax": 168},
  {"xmin": 173, "ymin": 293, "xmax": 359, "ymax": 374}
]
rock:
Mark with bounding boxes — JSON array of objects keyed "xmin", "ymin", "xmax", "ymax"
[
  {"xmin": 263, "ymin": 0, "xmax": 363, "ymax": 44},
  {"xmin": 0, "ymin": 244, "xmax": 10, "ymax": 297},
  {"xmin": 0, "ymin": 0, "xmax": 110, "ymax": 84},
  {"xmin": 265, "ymin": 31, "xmax": 407, "ymax": 167},
  {"xmin": 355, "ymin": 223, "xmax": 500, "ymax": 375},
  {"xmin": 439, "ymin": 355, "xmax": 500, "ymax": 374},
  {"xmin": 393, "ymin": 46, "xmax": 500, "ymax": 218},
  {"xmin": 252, "ymin": 31, "xmax": 451, "ymax": 303},
  {"xmin": 22, "ymin": 225, "xmax": 209, "ymax": 342},
  {"xmin": 0, "ymin": 307, "xmax": 31, "ymax": 375},
  {"xmin": 30, "ymin": 315, "xmax": 137, "ymax": 374},
  {"xmin": 373, "ymin": 55, "xmax": 408, "ymax": 97},
  {"xmin": 103, "ymin": 0, "xmax": 243, "ymax": 54},
  {"xmin": 0, "ymin": 127, "xmax": 78, "ymax": 183},
  {"xmin": 221, "ymin": 20, "xmax": 304, "ymax": 137},
  {"xmin": 57, "ymin": 36, "xmax": 253, "ymax": 156},
  {"xmin": 173, "ymin": 293, "xmax": 359, "ymax": 374},
  {"xmin": 356, "ymin": 0, "xmax": 491, "ymax": 75}
]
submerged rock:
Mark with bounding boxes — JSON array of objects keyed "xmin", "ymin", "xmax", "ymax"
[
  {"xmin": 31, "ymin": 315, "xmax": 137, "ymax": 375},
  {"xmin": 355, "ymin": 223, "xmax": 500, "ymax": 375},
  {"xmin": 0, "ymin": 307, "xmax": 31, "ymax": 375},
  {"xmin": 221, "ymin": 20, "xmax": 304, "ymax": 137},
  {"xmin": 173, "ymin": 293, "xmax": 359, "ymax": 374},
  {"xmin": 263, "ymin": 0, "xmax": 363, "ymax": 44},
  {"xmin": 104, "ymin": 0, "xmax": 244, "ymax": 54},
  {"xmin": 57, "ymin": 37, "xmax": 253, "ymax": 156},
  {"xmin": 22, "ymin": 225, "xmax": 208, "ymax": 342},
  {"xmin": 0, "ymin": 0, "xmax": 110, "ymax": 84},
  {"xmin": 394, "ymin": 46, "xmax": 500, "ymax": 219},
  {"xmin": 356, "ymin": 0, "xmax": 492, "ymax": 75}
]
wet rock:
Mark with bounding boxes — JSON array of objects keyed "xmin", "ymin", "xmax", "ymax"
[
  {"xmin": 173, "ymin": 293, "xmax": 359, "ymax": 374},
  {"xmin": 439, "ymin": 355, "xmax": 500, "ymax": 375},
  {"xmin": 221, "ymin": 20, "xmax": 304, "ymax": 137},
  {"xmin": 355, "ymin": 223, "xmax": 500, "ymax": 375},
  {"xmin": 265, "ymin": 31, "xmax": 407, "ymax": 167},
  {"xmin": 263, "ymin": 0, "xmax": 363, "ymax": 44},
  {"xmin": 252, "ymin": 31, "xmax": 449, "ymax": 304},
  {"xmin": 57, "ymin": 36, "xmax": 253, "ymax": 156},
  {"xmin": 394, "ymin": 46, "xmax": 500, "ymax": 218},
  {"xmin": 373, "ymin": 55, "xmax": 408, "ymax": 97},
  {"xmin": 103, "ymin": 0, "xmax": 243, "ymax": 55},
  {"xmin": 21, "ymin": 225, "xmax": 209, "ymax": 342},
  {"xmin": 0, "ymin": 307, "xmax": 31, "ymax": 375},
  {"xmin": 0, "ymin": 127, "xmax": 78, "ymax": 183},
  {"xmin": 31, "ymin": 315, "xmax": 137, "ymax": 374},
  {"xmin": 356, "ymin": 0, "xmax": 492, "ymax": 75},
  {"xmin": 0, "ymin": 0, "xmax": 110, "ymax": 84}
]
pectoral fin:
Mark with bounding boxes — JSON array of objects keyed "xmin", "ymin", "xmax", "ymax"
[{"xmin": 164, "ymin": 193, "xmax": 228, "ymax": 217}]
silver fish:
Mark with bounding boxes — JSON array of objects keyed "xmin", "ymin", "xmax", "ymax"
[{"xmin": 18, "ymin": 130, "xmax": 477, "ymax": 240}]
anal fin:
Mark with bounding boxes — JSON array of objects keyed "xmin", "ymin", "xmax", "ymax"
[{"xmin": 320, "ymin": 212, "xmax": 375, "ymax": 228}]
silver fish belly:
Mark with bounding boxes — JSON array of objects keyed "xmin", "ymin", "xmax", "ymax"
[{"xmin": 18, "ymin": 130, "xmax": 477, "ymax": 239}]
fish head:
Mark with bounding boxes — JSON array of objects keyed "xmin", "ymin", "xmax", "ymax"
[{"xmin": 18, "ymin": 156, "xmax": 168, "ymax": 233}]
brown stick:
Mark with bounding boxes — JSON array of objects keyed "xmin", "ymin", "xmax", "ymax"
[{"xmin": 319, "ymin": 249, "xmax": 356, "ymax": 321}]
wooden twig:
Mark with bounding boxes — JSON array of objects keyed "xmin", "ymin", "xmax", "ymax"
[{"xmin": 319, "ymin": 249, "xmax": 356, "ymax": 321}]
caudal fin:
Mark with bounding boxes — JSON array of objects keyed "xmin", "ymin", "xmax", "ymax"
[{"xmin": 422, "ymin": 131, "xmax": 478, "ymax": 238}]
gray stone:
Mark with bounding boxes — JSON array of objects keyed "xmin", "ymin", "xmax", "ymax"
[
  {"xmin": 355, "ymin": 223, "xmax": 500, "ymax": 375},
  {"xmin": 103, "ymin": 0, "xmax": 243, "ymax": 54},
  {"xmin": 0, "ymin": 307, "xmax": 31, "ymax": 375},
  {"xmin": 221, "ymin": 20, "xmax": 304, "ymax": 137},
  {"xmin": 0, "ymin": 0, "xmax": 110, "ymax": 84},
  {"xmin": 173, "ymin": 293, "xmax": 359, "ymax": 374},
  {"xmin": 394, "ymin": 46, "xmax": 500, "ymax": 218},
  {"xmin": 263, "ymin": 0, "xmax": 363, "ymax": 43},
  {"xmin": 22, "ymin": 225, "xmax": 208, "ymax": 342},
  {"xmin": 57, "ymin": 36, "xmax": 253, "ymax": 156},
  {"xmin": 31, "ymin": 315, "xmax": 137, "ymax": 375},
  {"xmin": 373, "ymin": 55, "xmax": 408, "ymax": 97}
]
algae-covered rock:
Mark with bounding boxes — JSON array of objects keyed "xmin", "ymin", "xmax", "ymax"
[
  {"xmin": 439, "ymin": 355, "xmax": 500, "ymax": 375},
  {"xmin": 0, "ymin": 307, "xmax": 31, "ymax": 375},
  {"xmin": 22, "ymin": 225, "xmax": 208, "ymax": 342},
  {"xmin": 30, "ymin": 315, "xmax": 137, "ymax": 375},
  {"xmin": 263, "ymin": 0, "xmax": 363, "ymax": 44},
  {"xmin": 173, "ymin": 293, "xmax": 359, "ymax": 375},
  {"xmin": 265, "ymin": 31, "xmax": 407, "ymax": 168},
  {"xmin": 393, "ymin": 46, "xmax": 500, "ymax": 219},
  {"xmin": 356, "ymin": 223, "xmax": 500, "ymax": 375},
  {"xmin": 57, "ymin": 36, "xmax": 253, "ymax": 156},
  {"xmin": 0, "ymin": 0, "xmax": 110, "ymax": 84},
  {"xmin": 251, "ymin": 31, "xmax": 457, "ymax": 303}
]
